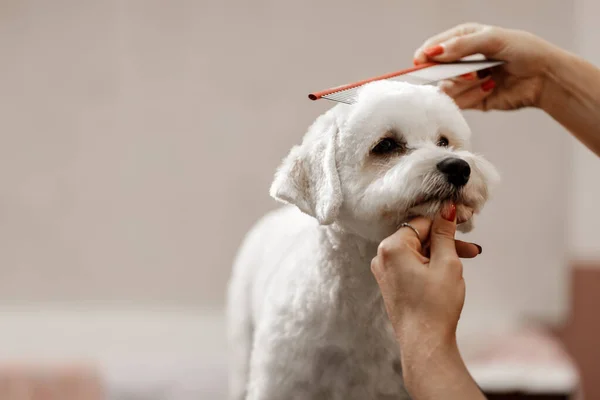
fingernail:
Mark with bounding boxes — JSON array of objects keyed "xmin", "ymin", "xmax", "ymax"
[
  {"xmin": 474, "ymin": 244, "xmax": 482, "ymax": 254},
  {"xmin": 424, "ymin": 44, "xmax": 444, "ymax": 57},
  {"xmin": 460, "ymin": 72, "xmax": 476, "ymax": 80},
  {"xmin": 441, "ymin": 203, "xmax": 456, "ymax": 221},
  {"xmin": 477, "ymin": 68, "xmax": 491, "ymax": 79},
  {"xmin": 413, "ymin": 58, "xmax": 420, "ymax": 66},
  {"xmin": 481, "ymin": 79, "xmax": 496, "ymax": 92}
]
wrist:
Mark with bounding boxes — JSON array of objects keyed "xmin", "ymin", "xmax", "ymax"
[
  {"xmin": 396, "ymin": 320, "xmax": 485, "ymax": 399},
  {"xmin": 398, "ymin": 329, "xmax": 459, "ymax": 362},
  {"xmin": 400, "ymin": 334, "xmax": 463, "ymax": 389},
  {"xmin": 537, "ymin": 45, "xmax": 575, "ymax": 112},
  {"xmin": 397, "ymin": 321, "xmax": 459, "ymax": 365},
  {"xmin": 395, "ymin": 317, "xmax": 457, "ymax": 351}
]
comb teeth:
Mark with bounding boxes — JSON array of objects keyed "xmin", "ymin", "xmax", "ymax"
[
  {"xmin": 313, "ymin": 60, "xmax": 504, "ymax": 104},
  {"xmin": 322, "ymin": 74, "xmax": 433, "ymax": 104}
]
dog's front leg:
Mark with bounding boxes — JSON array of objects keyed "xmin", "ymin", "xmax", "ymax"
[{"xmin": 244, "ymin": 317, "xmax": 326, "ymax": 400}]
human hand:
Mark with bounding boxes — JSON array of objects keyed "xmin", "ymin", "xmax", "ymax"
[
  {"xmin": 371, "ymin": 203, "xmax": 473, "ymax": 349},
  {"xmin": 413, "ymin": 23, "xmax": 562, "ymax": 111}
]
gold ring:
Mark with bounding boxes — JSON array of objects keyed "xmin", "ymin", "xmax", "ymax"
[{"xmin": 400, "ymin": 222, "xmax": 421, "ymax": 242}]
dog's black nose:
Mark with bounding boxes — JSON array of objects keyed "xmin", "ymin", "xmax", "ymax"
[{"xmin": 436, "ymin": 158, "xmax": 471, "ymax": 187}]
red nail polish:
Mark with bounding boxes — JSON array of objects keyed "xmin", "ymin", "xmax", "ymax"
[
  {"xmin": 460, "ymin": 72, "xmax": 476, "ymax": 80},
  {"xmin": 481, "ymin": 79, "xmax": 496, "ymax": 92},
  {"xmin": 424, "ymin": 45, "xmax": 444, "ymax": 57},
  {"xmin": 413, "ymin": 58, "xmax": 420, "ymax": 66},
  {"xmin": 442, "ymin": 203, "xmax": 456, "ymax": 221}
]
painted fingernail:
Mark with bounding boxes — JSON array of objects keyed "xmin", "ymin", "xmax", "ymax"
[
  {"xmin": 441, "ymin": 203, "xmax": 456, "ymax": 221},
  {"xmin": 477, "ymin": 68, "xmax": 491, "ymax": 79},
  {"xmin": 413, "ymin": 58, "xmax": 420, "ymax": 66},
  {"xmin": 424, "ymin": 44, "xmax": 444, "ymax": 57},
  {"xmin": 460, "ymin": 72, "xmax": 476, "ymax": 80},
  {"xmin": 481, "ymin": 79, "xmax": 496, "ymax": 92},
  {"xmin": 474, "ymin": 244, "xmax": 482, "ymax": 254}
]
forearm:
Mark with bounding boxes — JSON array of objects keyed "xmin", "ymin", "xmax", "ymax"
[
  {"xmin": 540, "ymin": 47, "xmax": 600, "ymax": 156},
  {"xmin": 400, "ymin": 334, "xmax": 486, "ymax": 400}
]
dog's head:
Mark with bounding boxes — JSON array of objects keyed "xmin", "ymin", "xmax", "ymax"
[{"xmin": 270, "ymin": 80, "xmax": 499, "ymax": 242}]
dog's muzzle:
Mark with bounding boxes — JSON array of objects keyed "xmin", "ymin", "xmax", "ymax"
[{"xmin": 436, "ymin": 157, "xmax": 471, "ymax": 187}]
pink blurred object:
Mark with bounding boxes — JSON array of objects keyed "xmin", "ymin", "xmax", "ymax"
[
  {"xmin": 464, "ymin": 325, "xmax": 580, "ymax": 395},
  {"xmin": 0, "ymin": 364, "xmax": 104, "ymax": 400}
]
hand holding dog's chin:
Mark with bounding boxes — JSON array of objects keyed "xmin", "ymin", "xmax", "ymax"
[
  {"xmin": 372, "ymin": 208, "xmax": 468, "ymax": 355},
  {"xmin": 373, "ymin": 208, "xmax": 487, "ymax": 399}
]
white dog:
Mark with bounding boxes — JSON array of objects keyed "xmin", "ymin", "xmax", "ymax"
[{"xmin": 227, "ymin": 80, "xmax": 499, "ymax": 400}]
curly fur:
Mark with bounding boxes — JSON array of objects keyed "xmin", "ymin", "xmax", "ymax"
[{"xmin": 227, "ymin": 80, "xmax": 500, "ymax": 400}]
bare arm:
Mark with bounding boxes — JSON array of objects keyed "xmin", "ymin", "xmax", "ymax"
[
  {"xmin": 400, "ymin": 337, "xmax": 485, "ymax": 400},
  {"xmin": 541, "ymin": 48, "xmax": 600, "ymax": 156},
  {"xmin": 371, "ymin": 206, "xmax": 486, "ymax": 400}
]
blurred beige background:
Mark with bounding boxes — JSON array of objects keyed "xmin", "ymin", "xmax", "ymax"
[
  {"xmin": 0, "ymin": 0, "xmax": 599, "ymax": 397},
  {"xmin": 0, "ymin": 0, "xmax": 580, "ymax": 314}
]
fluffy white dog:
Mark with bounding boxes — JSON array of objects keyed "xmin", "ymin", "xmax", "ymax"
[{"xmin": 227, "ymin": 80, "xmax": 499, "ymax": 400}]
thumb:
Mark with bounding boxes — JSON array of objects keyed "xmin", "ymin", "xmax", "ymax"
[
  {"xmin": 423, "ymin": 30, "xmax": 504, "ymax": 63},
  {"xmin": 430, "ymin": 203, "xmax": 459, "ymax": 265}
]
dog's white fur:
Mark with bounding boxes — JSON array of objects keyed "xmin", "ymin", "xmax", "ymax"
[{"xmin": 227, "ymin": 81, "xmax": 499, "ymax": 400}]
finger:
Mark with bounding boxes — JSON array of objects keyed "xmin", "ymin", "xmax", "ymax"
[
  {"xmin": 438, "ymin": 78, "xmax": 483, "ymax": 98},
  {"xmin": 429, "ymin": 203, "xmax": 459, "ymax": 266},
  {"xmin": 414, "ymin": 23, "xmax": 483, "ymax": 64},
  {"xmin": 423, "ymin": 239, "xmax": 481, "ymax": 259},
  {"xmin": 455, "ymin": 240, "xmax": 482, "ymax": 258},
  {"xmin": 421, "ymin": 29, "xmax": 506, "ymax": 64},
  {"xmin": 477, "ymin": 68, "xmax": 493, "ymax": 80},
  {"xmin": 370, "ymin": 256, "xmax": 382, "ymax": 279},
  {"xmin": 437, "ymin": 67, "xmax": 493, "ymax": 96},
  {"xmin": 380, "ymin": 216, "xmax": 432, "ymax": 255},
  {"xmin": 452, "ymin": 79, "xmax": 496, "ymax": 109},
  {"xmin": 458, "ymin": 71, "xmax": 478, "ymax": 81}
]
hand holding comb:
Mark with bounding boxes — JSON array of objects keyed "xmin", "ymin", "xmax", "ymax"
[{"xmin": 308, "ymin": 56, "xmax": 503, "ymax": 104}]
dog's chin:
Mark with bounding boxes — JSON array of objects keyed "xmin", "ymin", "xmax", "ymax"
[
  {"xmin": 407, "ymin": 201, "xmax": 474, "ymax": 223},
  {"xmin": 406, "ymin": 199, "xmax": 475, "ymax": 233}
]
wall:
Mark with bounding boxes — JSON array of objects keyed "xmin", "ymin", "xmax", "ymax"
[
  {"xmin": 569, "ymin": 0, "xmax": 600, "ymax": 261},
  {"xmin": 560, "ymin": 0, "xmax": 600, "ymax": 397},
  {"xmin": 0, "ymin": 0, "xmax": 441, "ymax": 307},
  {"xmin": 0, "ymin": 0, "xmax": 575, "ymax": 333}
]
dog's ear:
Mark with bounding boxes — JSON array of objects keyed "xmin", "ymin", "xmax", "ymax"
[{"xmin": 270, "ymin": 109, "xmax": 342, "ymax": 225}]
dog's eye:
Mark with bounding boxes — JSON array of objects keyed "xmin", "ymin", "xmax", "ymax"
[
  {"xmin": 437, "ymin": 136, "xmax": 449, "ymax": 147},
  {"xmin": 372, "ymin": 138, "xmax": 402, "ymax": 155}
]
